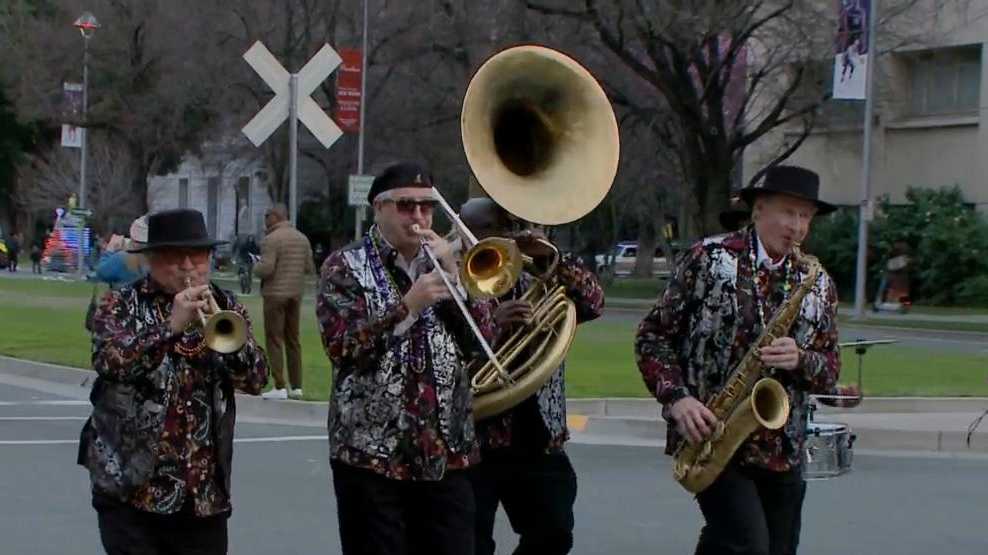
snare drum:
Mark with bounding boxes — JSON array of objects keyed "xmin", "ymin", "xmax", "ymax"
[{"xmin": 803, "ymin": 422, "xmax": 855, "ymax": 480}]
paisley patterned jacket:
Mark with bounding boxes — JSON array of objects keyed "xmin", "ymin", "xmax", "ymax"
[
  {"xmin": 635, "ymin": 227, "xmax": 840, "ymax": 471},
  {"xmin": 78, "ymin": 277, "xmax": 267, "ymax": 514},
  {"xmin": 316, "ymin": 226, "xmax": 495, "ymax": 481}
]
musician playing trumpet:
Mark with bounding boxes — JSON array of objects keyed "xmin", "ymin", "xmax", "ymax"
[
  {"xmin": 456, "ymin": 197, "xmax": 602, "ymax": 555},
  {"xmin": 316, "ymin": 162, "xmax": 495, "ymax": 555},
  {"xmin": 635, "ymin": 166, "xmax": 841, "ymax": 555},
  {"xmin": 78, "ymin": 209, "xmax": 268, "ymax": 555}
]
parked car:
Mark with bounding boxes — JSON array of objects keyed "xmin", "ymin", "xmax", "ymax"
[{"xmin": 595, "ymin": 241, "xmax": 671, "ymax": 278}]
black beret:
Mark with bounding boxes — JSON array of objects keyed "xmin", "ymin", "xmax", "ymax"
[{"xmin": 367, "ymin": 162, "xmax": 434, "ymax": 204}]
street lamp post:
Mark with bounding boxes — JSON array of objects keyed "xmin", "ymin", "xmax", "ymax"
[{"xmin": 73, "ymin": 12, "xmax": 99, "ymax": 276}]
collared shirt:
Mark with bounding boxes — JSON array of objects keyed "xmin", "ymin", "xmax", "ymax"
[
  {"xmin": 755, "ymin": 235, "xmax": 787, "ymax": 271},
  {"xmin": 377, "ymin": 231, "xmax": 467, "ymax": 337}
]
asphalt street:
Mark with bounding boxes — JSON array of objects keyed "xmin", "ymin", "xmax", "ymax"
[{"xmin": 2, "ymin": 381, "xmax": 987, "ymax": 555}]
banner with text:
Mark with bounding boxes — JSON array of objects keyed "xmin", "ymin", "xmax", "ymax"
[{"xmin": 334, "ymin": 48, "xmax": 363, "ymax": 134}]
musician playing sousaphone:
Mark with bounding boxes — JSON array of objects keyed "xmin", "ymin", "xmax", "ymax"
[
  {"xmin": 78, "ymin": 208, "xmax": 268, "ymax": 555},
  {"xmin": 635, "ymin": 166, "xmax": 841, "ymax": 555},
  {"xmin": 316, "ymin": 162, "xmax": 496, "ymax": 555},
  {"xmin": 459, "ymin": 197, "xmax": 603, "ymax": 555}
]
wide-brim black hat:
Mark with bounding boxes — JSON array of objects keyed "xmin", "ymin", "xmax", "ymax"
[
  {"xmin": 129, "ymin": 209, "xmax": 227, "ymax": 253},
  {"xmin": 739, "ymin": 165, "xmax": 836, "ymax": 215}
]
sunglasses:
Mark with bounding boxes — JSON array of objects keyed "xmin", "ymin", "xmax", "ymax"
[
  {"xmin": 157, "ymin": 248, "xmax": 211, "ymax": 264},
  {"xmin": 383, "ymin": 198, "xmax": 438, "ymax": 215}
]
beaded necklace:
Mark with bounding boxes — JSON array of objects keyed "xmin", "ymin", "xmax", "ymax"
[
  {"xmin": 367, "ymin": 227, "xmax": 431, "ymax": 373},
  {"xmin": 748, "ymin": 230, "xmax": 794, "ymax": 330}
]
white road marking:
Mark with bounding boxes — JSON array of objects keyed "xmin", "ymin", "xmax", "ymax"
[
  {"xmin": 0, "ymin": 435, "xmax": 328, "ymax": 446},
  {"xmin": 0, "ymin": 417, "xmax": 87, "ymax": 421},
  {"xmin": 0, "ymin": 400, "xmax": 89, "ymax": 406}
]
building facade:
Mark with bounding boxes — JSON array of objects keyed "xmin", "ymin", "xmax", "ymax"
[
  {"xmin": 147, "ymin": 154, "xmax": 272, "ymax": 246},
  {"xmin": 746, "ymin": 2, "xmax": 988, "ymax": 211}
]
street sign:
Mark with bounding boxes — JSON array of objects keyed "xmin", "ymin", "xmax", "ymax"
[
  {"xmin": 242, "ymin": 41, "xmax": 343, "ymax": 150},
  {"xmin": 242, "ymin": 40, "xmax": 346, "ymax": 227},
  {"xmin": 70, "ymin": 208, "xmax": 93, "ymax": 218},
  {"xmin": 348, "ymin": 175, "xmax": 374, "ymax": 207}
]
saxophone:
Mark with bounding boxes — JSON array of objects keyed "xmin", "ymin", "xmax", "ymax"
[{"xmin": 672, "ymin": 245, "xmax": 822, "ymax": 494}]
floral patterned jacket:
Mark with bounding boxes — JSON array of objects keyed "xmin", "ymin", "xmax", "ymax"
[
  {"xmin": 316, "ymin": 226, "xmax": 495, "ymax": 481},
  {"xmin": 78, "ymin": 276, "xmax": 268, "ymax": 515},
  {"xmin": 635, "ymin": 227, "xmax": 840, "ymax": 471},
  {"xmin": 477, "ymin": 255, "xmax": 604, "ymax": 453}
]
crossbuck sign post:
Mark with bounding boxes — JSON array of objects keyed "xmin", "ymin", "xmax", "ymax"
[{"xmin": 242, "ymin": 41, "xmax": 344, "ymax": 226}]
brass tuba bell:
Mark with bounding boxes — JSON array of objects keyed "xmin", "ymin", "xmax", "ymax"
[{"xmin": 461, "ymin": 45, "xmax": 620, "ymax": 225}]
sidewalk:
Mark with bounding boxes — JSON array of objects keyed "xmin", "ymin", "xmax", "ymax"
[
  {"xmin": 607, "ymin": 296, "xmax": 988, "ymax": 326},
  {"xmin": 2, "ymin": 355, "xmax": 986, "ymax": 455}
]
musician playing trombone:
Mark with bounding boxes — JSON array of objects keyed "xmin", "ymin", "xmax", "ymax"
[
  {"xmin": 459, "ymin": 197, "xmax": 604, "ymax": 555},
  {"xmin": 78, "ymin": 209, "xmax": 268, "ymax": 555},
  {"xmin": 635, "ymin": 166, "xmax": 841, "ymax": 555},
  {"xmin": 316, "ymin": 162, "xmax": 496, "ymax": 555}
]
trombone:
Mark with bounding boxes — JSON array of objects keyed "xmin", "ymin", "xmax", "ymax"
[
  {"xmin": 413, "ymin": 189, "xmax": 516, "ymax": 383},
  {"xmin": 185, "ymin": 278, "xmax": 248, "ymax": 354}
]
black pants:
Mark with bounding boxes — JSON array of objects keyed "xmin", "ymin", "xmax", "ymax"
[
  {"xmin": 469, "ymin": 449, "xmax": 578, "ymax": 555},
  {"xmin": 695, "ymin": 463, "xmax": 807, "ymax": 555},
  {"xmin": 93, "ymin": 495, "xmax": 229, "ymax": 555},
  {"xmin": 331, "ymin": 460, "xmax": 475, "ymax": 555}
]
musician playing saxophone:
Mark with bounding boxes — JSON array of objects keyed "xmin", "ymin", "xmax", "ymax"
[
  {"xmin": 316, "ymin": 162, "xmax": 495, "ymax": 555},
  {"xmin": 459, "ymin": 197, "xmax": 603, "ymax": 555},
  {"xmin": 635, "ymin": 166, "xmax": 841, "ymax": 555}
]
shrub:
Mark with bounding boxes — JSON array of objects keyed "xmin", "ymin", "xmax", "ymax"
[{"xmin": 806, "ymin": 186, "xmax": 988, "ymax": 307}]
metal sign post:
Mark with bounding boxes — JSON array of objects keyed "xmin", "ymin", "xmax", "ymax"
[
  {"xmin": 355, "ymin": 0, "xmax": 370, "ymax": 240},
  {"xmin": 852, "ymin": 0, "xmax": 879, "ymax": 318},
  {"xmin": 242, "ymin": 42, "xmax": 344, "ymax": 226}
]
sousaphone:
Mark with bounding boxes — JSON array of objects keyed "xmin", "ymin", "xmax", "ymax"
[{"xmin": 461, "ymin": 45, "xmax": 619, "ymax": 420}]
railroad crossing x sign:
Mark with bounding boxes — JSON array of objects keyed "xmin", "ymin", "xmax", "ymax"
[{"xmin": 241, "ymin": 41, "xmax": 343, "ymax": 149}]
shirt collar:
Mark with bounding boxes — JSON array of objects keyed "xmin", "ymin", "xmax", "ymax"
[
  {"xmin": 755, "ymin": 233, "xmax": 787, "ymax": 271},
  {"xmin": 372, "ymin": 225, "xmax": 428, "ymax": 276}
]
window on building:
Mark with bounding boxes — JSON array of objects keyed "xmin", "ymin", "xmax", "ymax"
[
  {"xmin": 178, "ymin": 178, "xmax": 189, "ymax": 209},
  {"xmin": 908, "ymin": 45, "xmax": 981, "ymax": 116},
  {"xmin": 207, "ymin": 177, "xmax": 219, "ymax": 239},
  {"xmin": 235, "ymin": 176, "xmax": 250, "ymax": 235}
]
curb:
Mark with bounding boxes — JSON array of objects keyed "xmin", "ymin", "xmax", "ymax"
[{"xmin": 2, "ymin": 356, "xmax": 986, "ymax": 453}]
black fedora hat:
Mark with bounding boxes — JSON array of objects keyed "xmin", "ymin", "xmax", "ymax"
[
  {"xmin": 129, "ymin": 209, "xmax": 227, "ymax": 253},
  {"xmin": 739, "ymin": 165, "xmax": 836, "ymax": 215},
  {"xmin": 718, "ymin": 196, "xmax": 751, "ymax": 231}
]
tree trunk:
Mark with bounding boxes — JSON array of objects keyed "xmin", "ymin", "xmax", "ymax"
[{"xmin": 633, "ymin": 217, "xmax": 657, "ymax": 278}]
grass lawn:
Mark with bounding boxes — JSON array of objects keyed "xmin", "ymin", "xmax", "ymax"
[{"xmin": 1, "ymin": 276, "xmax": 986, "ymax": 400}]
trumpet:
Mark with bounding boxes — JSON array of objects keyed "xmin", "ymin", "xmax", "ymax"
[{"xmin": 185, "ymin": 278, "xmax": 248, "ymax": 354}]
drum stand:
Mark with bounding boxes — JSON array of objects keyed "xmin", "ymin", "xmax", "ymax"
[{"xmin": 804, "ymin": 339, "xmax": 897, "ymax": 479}]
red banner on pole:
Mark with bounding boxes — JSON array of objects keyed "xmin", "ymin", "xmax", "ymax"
[{"xmin": 335, "ymin": 48, "xmax": 362, "ymax": 134}]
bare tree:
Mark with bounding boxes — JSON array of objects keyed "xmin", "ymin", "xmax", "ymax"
[
  {"xmin": 17, "ymin": 133, "xmax": 142, "ymax": 233},
  {"xmin": 525, "ymin": 0, "xmax": 950, "ymax": 238},
  {"xmin": 0, "ymin": 0, "xmax": 234, "ymax": 213}
]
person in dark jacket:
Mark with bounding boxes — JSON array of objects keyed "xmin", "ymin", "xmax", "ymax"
[
  {"xmin": 6, "ymin": 232, "xmax": 20, "ymax": 272},
  {"xmin": 78, "ymin": 209, "xmax": 268, "ymax": 555}
]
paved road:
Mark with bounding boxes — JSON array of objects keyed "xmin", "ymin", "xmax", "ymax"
[{"xmin": 2, "ymin": 381, "xmax": 987, "ymax": 555}]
